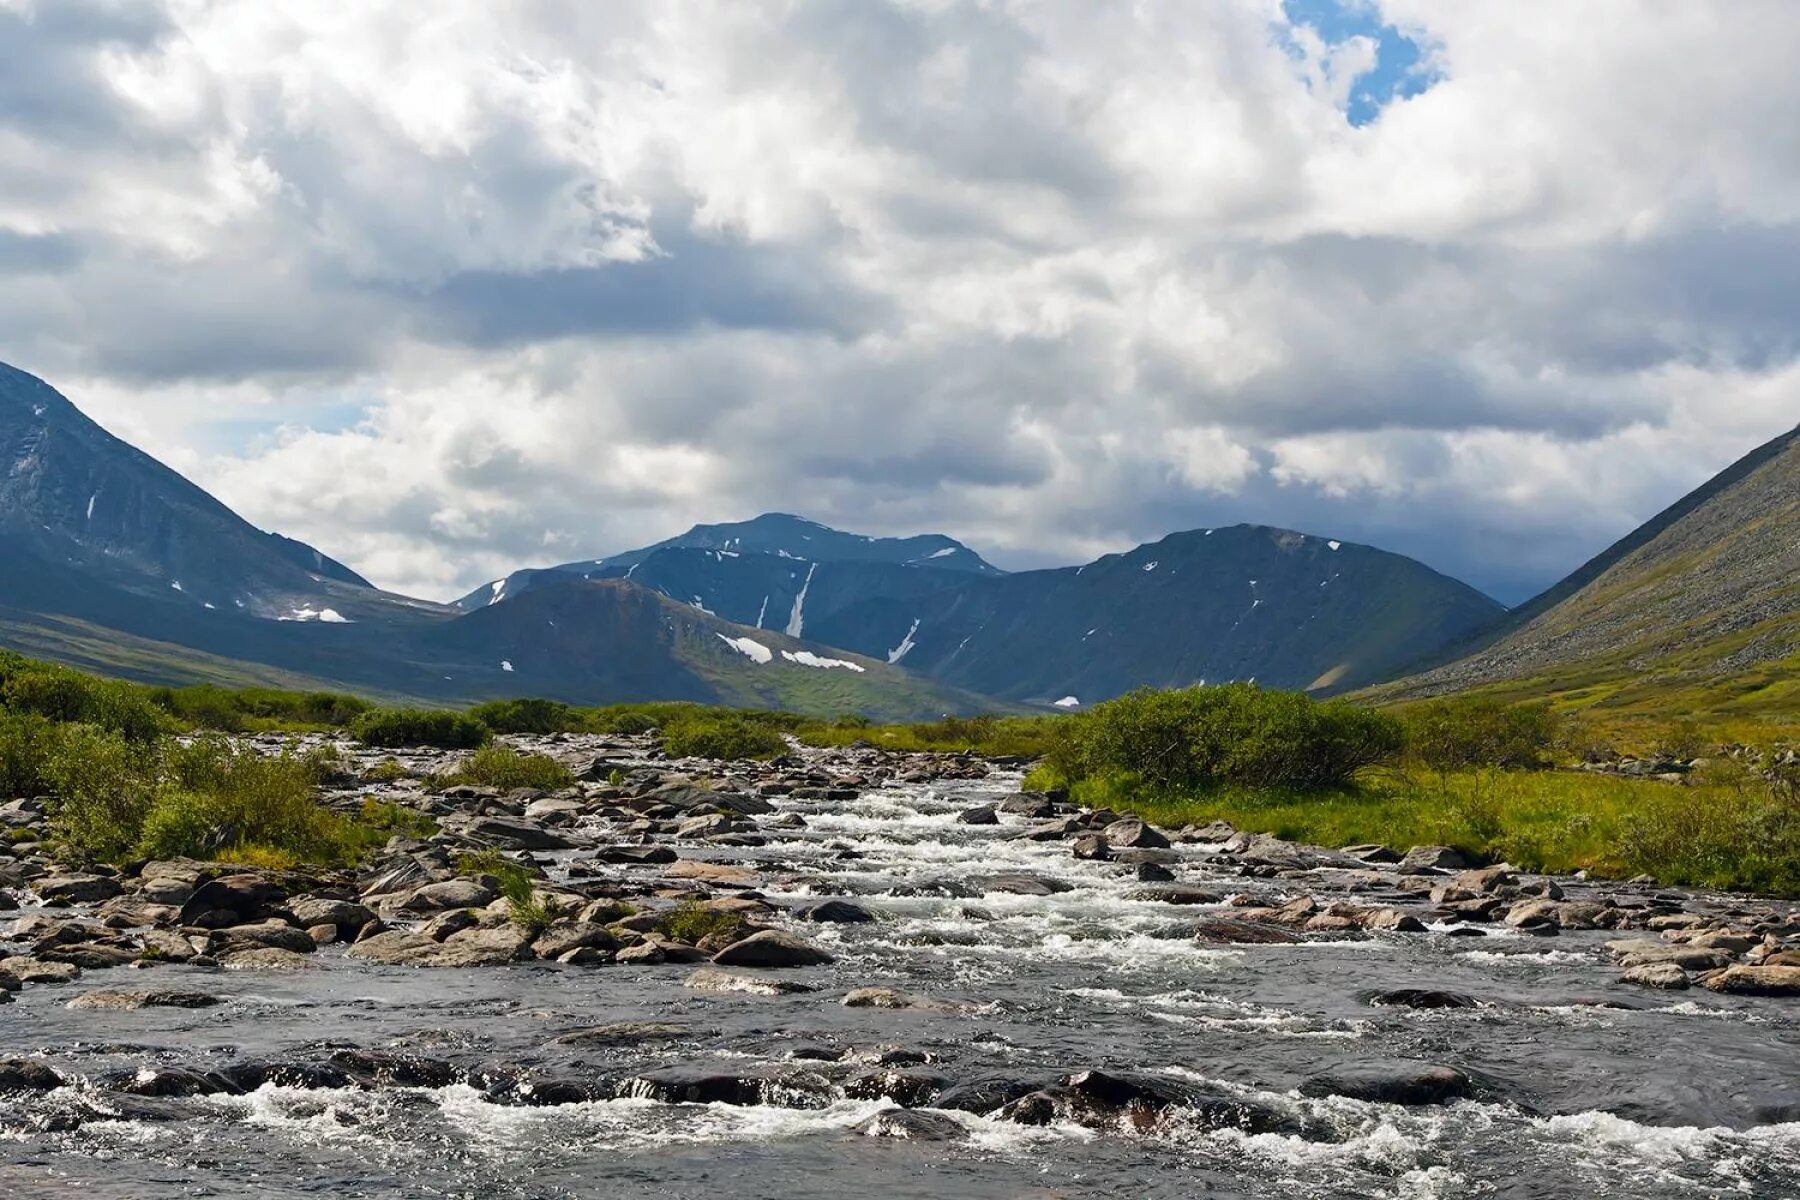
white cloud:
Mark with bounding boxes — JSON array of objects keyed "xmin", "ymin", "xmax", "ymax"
[{"xmin": 1, "ymin": 0, "xmax": 1797, "ymax": 604}]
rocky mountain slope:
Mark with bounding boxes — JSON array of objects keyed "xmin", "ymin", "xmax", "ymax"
[
  {"xmin": 0, "ymin": 362, "xmax": 400, "ymax": 622},
  {"xmin": 1372, "ymin": 422, "xmax": 1800, "ymax": 717}
]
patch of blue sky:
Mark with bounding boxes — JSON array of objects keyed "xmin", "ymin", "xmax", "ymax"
[{"xmin": 1279, "ymin": 0, "xmax": 1440, "ymax": 126}]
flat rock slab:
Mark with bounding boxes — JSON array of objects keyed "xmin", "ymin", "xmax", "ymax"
[
  {"xmin": 1701, "ymin": 965, "xmax": 1800, "ymax": 996},
  {"xmin": 685, "ymin": 968, "xmax": 817, "ymax": 996},
  {"xmin": 66, "ymin": 990, "xmax": 222, "ymax": 1011},
  {"xmin": 1300, "ymin": 1060, "xmax": 1473, "ymax": 1106},
  {"xmin": 668, "ymin": 862, "xmax": 759, "ymax": 888}
]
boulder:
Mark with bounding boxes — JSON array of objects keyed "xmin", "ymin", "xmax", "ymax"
[
  {"xmin": 1699, "ymin": 965, "xmax": 1800, "ymax": 996},
  {"xmin": 794, "ymin": 899, "xmax": 873, "ymax": 924},
  {"xmin": 530, "ymin": 921, "xmax": 620, "ymax": 960},
  {"xmin": 289, "ymin": 896, "xmax": 378, "ymax": 930},
  {"xmin": 842, "ymin": 987, "xmax": 968, "ymax": 1013},
  {"xmin": 179, "ymin": 874, "xmax": 284, "ymax": 922},
  {"xmin": 852, "ymin": 1109, "xmax": 966, "ymax": 1140},
  {"xmin": 1621, "ymin": 962, "xmax": 1690, "ymax": 990},
  {"xmin": 667, "ymin": 861, "xmax": 759, "ymax": 888},
  {"xmin": 1399, "ymin": 846, "xmax": 1467, "ymax": 873},
  {"xmin": 1300, "ymin": 1061, "xmax": 1473, "ymax": 1106},
  {"xmin": 710, "ymin": 930, "xmax": 834, "ymax": 968},
  {"xmin": 33, "ymin": 874, "xmax": 122, "ymax": 905},
  {"xmin": 1103, "ymin": 819, "xmax": 1170, "ymax": 850},
  {"xmin": 0, "ymin": 1059, "xmax": 64, "ymax": 1093},
  {"xmin": 1071, "ymin": 833, "xmax": 1111, "ymax": 861},
  {"xmin": 1191, "ymin": 918, "xmax": 1304, "ymax": 945},
  {"xmin": 956, "ymin": 806, "xmax": 998, "ymax": 826},
  {"xmin": 447, "ymin": 815, "xmax": 574, "ymax": 851},
  {"xmin": 400, "ymin": 879, "xmax": 498, "ymax": 912},
  {"xmin": 551, "ymin": 1023, "xmax": 691, "ymax": 1047}
]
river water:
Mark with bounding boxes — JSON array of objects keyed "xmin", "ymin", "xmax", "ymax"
[{"xmin": 4, "ymin": 763, "xmax": 1798, "ymax": 1198}]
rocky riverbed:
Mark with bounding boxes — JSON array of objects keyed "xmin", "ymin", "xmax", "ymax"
[{"xmin": 2, "ymin": 734, "xmax": 1798, "ymax": 1198}]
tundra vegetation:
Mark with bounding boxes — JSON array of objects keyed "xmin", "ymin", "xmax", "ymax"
[{"xmin": 1, "ymin": 646, "xmax": 1795, "ymax": 892}]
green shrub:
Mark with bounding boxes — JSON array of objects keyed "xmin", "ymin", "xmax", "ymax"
[
  {"xmin": 1398, "ymin": 697, "xmax": 1558, "ymax": 773},
  {"xmin": 351, "ymin": 708, "xmax": 490, "ymax": 749},
  {"xmin": 468, "ymin": 697, "xmax": 577, "ymax": 735},
  {"xmin": 437, "ymin": 744, "xmax": 576, "ymax": 790},
  {"xmin": 43, "ymin": 725, "xmax": 165, "ymax": 860},
  {"xmin": 358, "ymin": 798, "xmax": 437, "ymax": 839},
  {"xmin": 661, "ymin": 714, "xmax": 787, "ymax": 760},
  {"xmin": 0, "ymin": 711, "xmax": 56, "ymax": 799},
  {"xmin": 139, "ymin": 736, "xmax": 357, "ymax": 862},
  {"xmin": 656, "ymin": 900, "xmax": 747, "ymax": 945},
  {"xmin": 1045, "ymin": 684, "xmax": 1402, "ymax": 793},
  {"xmin": 2, "ymin": 666, "xmax": 169, "ymax": 742},
  {"xmin": 362, "ymin": 757, "xmax": 416, "ymax": 783}
]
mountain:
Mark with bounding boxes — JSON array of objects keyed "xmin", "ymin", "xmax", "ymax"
[
  {"xmin": 0, "ymin": 362, "xmax": 1015, "ymax": 717},
  {"xmin": 0, "ymin": 361, "xmax": 403, "ymax": 624},
  {"xmin": 409, "ymin": 579, "xmax": 1011, "ymax": 718},
  {"xmin": 0, "ymin": 360, "xmax": 1515, "ymax": 717},
  {"xmin": 804, "ymin": 524, "xmax": 1505, "ymax": 705},
  {"xmin": 454, "ymin": 511, "xmax": 998, "ymax": 611},
  {"xmin": 1371, "ymin": 422, "xmax": 1800, "ymax": 718}
]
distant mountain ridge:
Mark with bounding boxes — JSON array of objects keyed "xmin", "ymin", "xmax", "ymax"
[
  {"xmin": 0, "ymin": 358, "xmax": 1523, "ymax": 715},
  {"xmin": 454, "ymin": 511, "xmax": 999, "ymax": 612}
]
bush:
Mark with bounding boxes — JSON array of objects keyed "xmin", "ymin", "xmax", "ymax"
[
  {"xmin": 661, "ymin": 714, "xmax": 787, "ymax": 761},
  {"xmin": 1045, "ymin": 684, "xmax": 1403, "ymax": 793},
  {"xmin": 352, "ymin": 708, "xmax": 490, "ymax": 749},
  {"xmin": 43, "ymin": 724, "xmax": 164, "ymax": 860},
  {"xmin": 438, "ymin": 744, "xmax": 576, "ymax": 790},
  {"xmin": 0, "ymin": 711, "xmax": 56, "ymax": 799},
  {"xmin": 656, "ymin": 900, "xmax": 747, "ymax": 945},
  {"xmin": 138, "ymin": 736, "xmax": 359, "ymax": 863},
  {"xmin": 1398, "ymin": 698, "xmax": 1558, "ymax": 773},
  {"xmin": 468, "ymin": 697, "xmax": 577, "ymax": 735},
  {"xmin": 2, "ymin": 665, "xmax": 169, "ymax": 742}
]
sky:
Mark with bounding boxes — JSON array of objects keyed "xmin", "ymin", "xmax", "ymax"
[{"xmin": 2, "ymin": 0, "xmax": 1797, "ymax": 606}]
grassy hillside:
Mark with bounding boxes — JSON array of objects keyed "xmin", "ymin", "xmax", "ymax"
[{"xmin": 1367, "ymin": 423, "xmax": 1800, "ymax": 735}]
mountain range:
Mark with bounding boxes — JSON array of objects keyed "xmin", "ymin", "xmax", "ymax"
[{"xmin": 4, "ymin": 359, "xmax": 1791, "ymax": 721}]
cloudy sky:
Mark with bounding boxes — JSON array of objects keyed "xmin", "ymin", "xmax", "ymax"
[{"xmin": 3, "ymin": 0, "xmax": 1797, "ymax": 605}]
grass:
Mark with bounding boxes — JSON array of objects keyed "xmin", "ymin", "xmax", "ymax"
[
  {"xmin": 457, "ymin": 850, "xmax": 562, "ymax": 932},
  {"xmin": 1035, "ymin": 764, "xmax": 1800, "ymax": 895},
  {"xmin": 661, "ymin": 713, "xmax": 789, "ymax": 760},
  {"xmin": 434, "ymin": 744, "xmax": 576, "ymax": 790}
]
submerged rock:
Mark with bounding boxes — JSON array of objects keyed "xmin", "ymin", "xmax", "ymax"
[
  {"xmin": 852, "ymin": 1108, "xmax": 966, "ymax": 1140},
  {"xmin": 1300, "ymin": 1061, "xmax": 1473, "ymax": 1106}
]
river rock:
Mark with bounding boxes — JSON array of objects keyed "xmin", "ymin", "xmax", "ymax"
[
  {"xmin": 330, "ymin": 1049, "xmax": 458, "ymax": 1088},
  {"xmin": 1621, "ymin": 962, "xmax": 1690, "ymax": 990},
  {"xmin": 348, "ymin": 927, "xmax": 532, "ymax": 967},
  {"xmin": 552, "ymin": 1023, "xmax": 691, "ymax": 1046},
  {"xmin": 842, "ymin": 987, "xmax": 968, "ymax": 1013},
  {"xmin": 1399, "ymin": 846, "xmax": 1467, "ymax": 873},
  {"xmin": 1191, "ymin": 918, "xmax": 1304, "ymax": 945},
  {"xmin": 1365, "ymin": 988, "xmax": 1480, "ymax": 1010},
  {"xmin": 668, "ymin": 861, "xmax": 759, "ymax": 888},
  {"xmin": 684, "ymin": 968, "xmax": 816, "ymax": 996},
  {"xmin": 999, "ymin": 1069, "xmax": 1290, "ymax": 1135},
  {"xmin": 1103, "ymin": 819, "xmax": 1170, "ymax": 850},
  {"xmin": 852, "ymin": 1109, "xmax": 966, "ymax": 1140},
  {"xmin": 1072, "ymin": 834, "xmax": 1111, "ymax": 861},
  {"xmin": 530, "ymin": 921, "xmax": 620, "ymax": 959},
  {"xmin": 1606, "ymin": 939, "xmax": 1733, "ymax": 971},
  {"xmin": 0, "ymin": 1059, "xmax": 64, "ymax": 1092},
  {"xmin": 1, "ymin": 959, "xmax": 79, "ymax": 985},
  {"xmin": 221, "ymin": 947, "xmax": 318, "ymax": 970},
  {"xmin": 210, "ymin": 921, "xmax": 318, "ymax": 956},
  {"xmin": 66, "ymin": 989, "xmax": 221, "ymax": 1011},
  {"xmin": 710, "ymin": 930, "xmax": 833, "ymax": 968},
  {"xmin": 980, "ymin": 874, "xmax": 1071, "ymax": 897},
  {"xmin": 794, "ymin": 899, "xmax": 874, "ymax": 924},
  {"xmin": 180, "ymin": 874, "xmax": 285, "ymax": 922},
  {"xmin": 399, "ymin": 879, "xmax": 497, "ymax": 912},
  {"xmin": 1300, "ymin": 1061, "xmax": 1473, "ymax": 1106},
  {"xmin": 1699, "ymin": 965, "xmax": 1800, "ymax": 996},
  {"xmin": 33, "ymin": 874, "xmax": 122, "ymax": 905},
  {"xmin": 957, "ymin": 806, "xmax": 998, "ymax": 826},
  {"xmin": 289, "ymin": 896, "xmax": 378, "ymax": 930}
]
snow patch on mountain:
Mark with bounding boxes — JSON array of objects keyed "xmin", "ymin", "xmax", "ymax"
[
  {"xmin": 717, "ymin": 634, "xmax": 774, "ymax": 664},
  {"xmin": 887, "ymin": 618, "xmax": 921, "ymax": 664},
  {"xmin": 785, "ymin": 562, "xmax": 817, "ymax": 638},
  {"xmin": 781, "ymin": 649, "xmax": 865, "ymax": 672}
]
